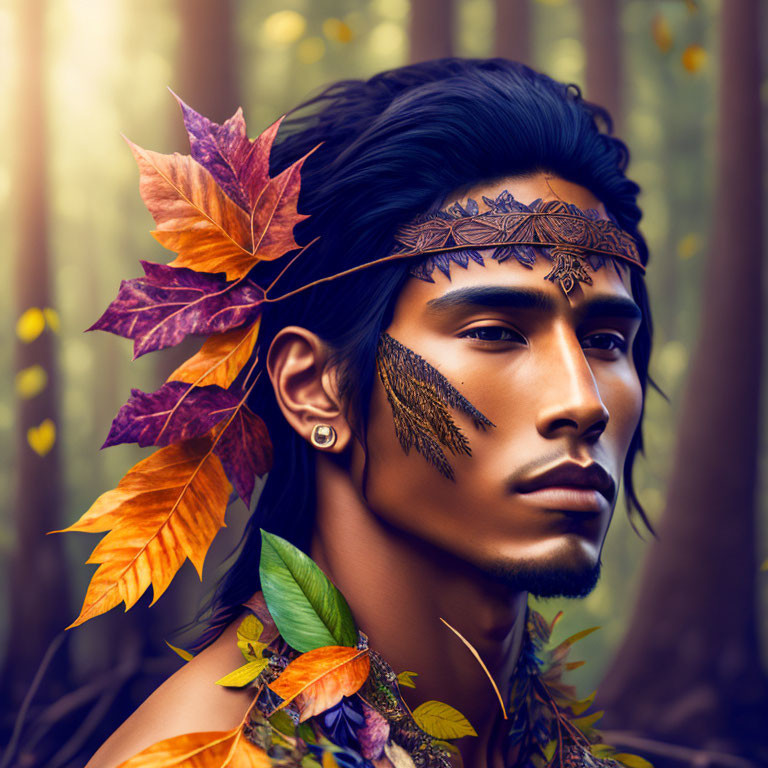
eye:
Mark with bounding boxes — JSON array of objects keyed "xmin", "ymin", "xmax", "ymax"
[
  {"xmin": 460, "ymin": 325, "xmax": 525, "ymax": 343},
  {"xmin": 581, "ymin": 332, "xmax": 628, "ymax": 354}
]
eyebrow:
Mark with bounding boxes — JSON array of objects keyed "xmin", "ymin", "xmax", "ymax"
[{"xmin": 425, "ymin": 286, "xmax": 642, "ymax": 321}]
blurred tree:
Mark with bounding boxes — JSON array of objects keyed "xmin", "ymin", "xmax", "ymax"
[
  {"xmin": 0, "ymin": 0, "xmax": 71, "ymax": 711},
  {"xmin": 493, "ymin": 0, "xmax": 532, "ymax": 65},
  {"xmin": 597, "ymin": 0, "xmax": 768, "ymax": 764},
  {"xmin": 583, "ymin": 0, "xmax": 622, "ymax": 131},
  {"xmin": 409, "ymin": 0, "xmax": 455, "ymax": 63}
]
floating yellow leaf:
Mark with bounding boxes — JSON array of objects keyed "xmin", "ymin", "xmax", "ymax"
[
  {"xmin": 216, "ymin": 658, "xmax": 269, "ymax": 687},
  {"xmin": 677, "ymin": 233, "xmax": 701, "ymax": 260},
  {"xmin": 59, "ymin": 429, "xmax": 232, "ymax": 628},
  {"xmin": 411, "ymin": 700, "xmax": 477, "ymax": 740},
  {"xmin": 651, "ymin": 14, "xmax": 673, "ymax": 53},
  {"xmin": 269, "ymin": 646, "xmax": 370, "ymax": 722},
  {"xmin": 322, "ymin": 18, "xmax": 353, "ymax": 43},
  {"xmin": 262, "ymin": 10, "xmax": 306, "ymax": 45},
  {"xmin": 168, "ymin": 319, "xmax": 260, "ymax": 388},
  {"xmin": 116, "ymin": 724, "xmax": 270, "ymax": 767},
  {"xmin": 43, "ymin": 307, "xmax": 60, "ymax": 332},
  {"xmin": 682, "ymin": 44, "xmax": 707, "ymax": 73},
  {"xmin": 397, "ymin": 670, "xmax": 418, "ymax": 688},
  {"xmin": 16, "ymin": 307, "xmax": 46, "ymax": 342},
  {"xmin": 16, "ymin": 365, "xmax": 47, "ymax": 398},
  {"xmin": 27, "ymin": 418, "xmax": 56, "ymax": 456},
  {"xmin": 166, "ymin": 641, "xmax": 194, "ymax": 661}
]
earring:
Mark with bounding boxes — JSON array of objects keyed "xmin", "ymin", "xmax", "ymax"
[{"xmin": 310, "ymin": 424, "xmax": 337, "ymax": 449}]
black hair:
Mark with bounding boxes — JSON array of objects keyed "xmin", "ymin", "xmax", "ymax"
[{"xmin": 192, "ymin": 57, "xmax": 654, "ymax": 648}]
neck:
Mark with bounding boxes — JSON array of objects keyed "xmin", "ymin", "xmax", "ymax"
[{"xmin": 309, "ymin": 456, "xmax": 529, "ymax": 768}]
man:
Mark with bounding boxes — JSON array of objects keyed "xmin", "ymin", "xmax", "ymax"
[{"xmin": 82, "ymin": 59, "xmax": 652, "ymax": 767}]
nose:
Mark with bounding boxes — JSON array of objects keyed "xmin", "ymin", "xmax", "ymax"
[{"xmin": 534, "ymin": 327, "xmax": 610, "ymax": 441}]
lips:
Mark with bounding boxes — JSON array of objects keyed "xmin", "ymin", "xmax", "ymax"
[{"xmin": 516, "ymin": 461, "xmax": 615, "ymax": 504}]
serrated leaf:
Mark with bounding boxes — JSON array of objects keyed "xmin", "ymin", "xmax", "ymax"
[
  {"xmin": 259, "ymin": 530, "xmax": 357, "ymax": 652},
  {"xmin": 58, "ymin": 430, "xmax": 232, "ymax": 627},
  {"xmin": 269, "ymin": 646, "xmax": 370, "ymax": 722},
  {"xmin": 168, "ymin": 318, "xmax": 261, "ymax": 388},
  {"xmin": 166, "ymin": 641, "xmax": 194, "ymax": 661},
  {"xmin": 411, "ymin": 701, "xmax": 477, "ymax": 740},
  {"xmin": 216, "ymin": 658, "xmax": 269, "ymax": 687},
  {"xmin": 397, "ymin": 670, "xmax": 418, "ymax": 688},
  {"xmin": 115, "ymin": 724, "xmax": 270, "ymax": 767}
]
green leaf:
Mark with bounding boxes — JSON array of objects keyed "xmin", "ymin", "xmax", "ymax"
[
  {"xmin": 298, "ymin": 721, "xmax": 318, "ymax": 744},
  {"xmin": 236, "ymin": 614, "xmax": 267, "ymax": 661},
  {"xmin": 397, "ymin": 670, "xmax": 418, "ymax": 688},
  {"xmin": 412, "ymin": 700, "xmax": 477, "ymax": 739},
  {"xmin": 568, "ymin": 690, "xmax": 595, "ymax": 715},
  {"xmin": 269, "ymin": 709, "xmax": 298, "ymax": 736},
  {"xmin": 165, "ymin": 641, "xmax": 194, "ymax": 661},
  {"xmin": 571, "ymin": 709, "xmax": 604, "ymax": 731},
  {"xmin": 215, "ymin": 657, "xmax": 269, "ymax": 687},
  {"xmin": 542, "ymin": 739, "xmax": 557, "ymax": 761},
  {"xmin": 259, "ymin": 529, "xmax": 357, "ymax": 652},
  {"xmin": 613, "ymin": 754, "xmax": 654, "ymax": 768}
]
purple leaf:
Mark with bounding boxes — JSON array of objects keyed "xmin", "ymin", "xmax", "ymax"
[
  {"xmin": 175, "ymin": 94, "xmax": 280, "ymax": 213},
  {"xmin": 213, "ymin": 405, "xmax": 273, "ymax": 506},
  {"xmin": 356, "ymin": 701, "xmax": 390, "ymax": 761},
  {"xmin": 89, "ymin": 261, "xmax": 263, "ymax": 358},
  {"xmin": 103, "ymin": 381, "xmax": 240, "ymax": 448}
]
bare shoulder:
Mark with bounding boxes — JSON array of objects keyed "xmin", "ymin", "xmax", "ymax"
[{"xmin": 85, "ymin": 612, "xmax": 255, "ymax": 768}]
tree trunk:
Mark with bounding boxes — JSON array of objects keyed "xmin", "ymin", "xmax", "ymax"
[
  {"xmin": 582, "ymin": 0, "xmax": 623, "ymax": 132},
  {"xmin": 597, "ymin": 0, "xmax": 768, "ymax": 763},
  {"xmin": 409, "ymin": 0, "xmax": 454, "ymax": 64},
  {"xmin": 493, "ymin": 0, "xmax": 532, "ymax": 65},
  {"xmin": 0, "ymin": 0, "xmax": 71, "ymax": 708}
]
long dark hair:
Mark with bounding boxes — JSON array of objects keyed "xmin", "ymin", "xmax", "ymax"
[{"xmin": 192, "ymin": 57, "xmax": 654, "ymax": 649}]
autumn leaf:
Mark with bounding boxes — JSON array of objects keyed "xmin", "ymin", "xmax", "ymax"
[
  {"xmin": 128, "ymin": 138, "xmax": 254, "ymax": 280},
  {"xmin": 168, "ymin": 318, "xmax": 261, "ymax": 388},
  {"xmin": 682, "ymin": 43, "xmax": 707, "ymax": 73},
  {"xmin": 216, "ymin": 659, "xmax": 269, "ymax": 688},
  {"xmin": 259, "ymin": 530, "xmax": 358, "ymax": 652},
  {"xmin": 411, "ymin": 701, "xmax": 476, "ymax": 740},
  {"xmin": 396, "ymin": 670, "xmax": 418, "ymax": 689},
  {"xmin": 115, "ymin": 725, "xmax": 270, "ymax": 768},
  {"xmin": 89, "ymin": 261, "xmax": 262, "ymax": 358},
  {"xmin": 166, "ymin": 641, "xmax": 194, "ymax": 662},
  {"xmin": 27, "ymin": 419, "xmax": 56, "ymax": 456},
  {"xmin": 58, "ymin": 430, "xmax": 232, "ymax": 628},
  {"xmin": 269, "ymin": 645, "xmax": 370, "ymax": 722}
]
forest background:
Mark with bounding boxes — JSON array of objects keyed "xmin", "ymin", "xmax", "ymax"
[{"xmin": 0, "ymin": 0, "xmax": 766, "ymax": 766}]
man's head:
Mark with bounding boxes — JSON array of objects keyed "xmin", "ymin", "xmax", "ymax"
[{"xmin": 204, "ymin": 58, "xmax": 652, "ymax": 635}]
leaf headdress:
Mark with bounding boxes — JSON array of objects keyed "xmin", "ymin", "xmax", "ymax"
[{"xmin": 56, "ymin": 96, "xmax": 316, "ymax": 628}]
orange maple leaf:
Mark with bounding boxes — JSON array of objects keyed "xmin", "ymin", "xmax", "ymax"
[
  {"xmin": 167, "ymin": 318, "xmax": 261, "ymax": 388},
  {"xmin": 59, "ymin": 430, "xmax": 232, "ymax": 628},
  {"xmin": 115, "ymin": 725, "xmax": 269, "ymax": 768},
  {"xmin": 269, "ymin": 646, "xmax": 370, "ymax": 722},
  {"xmin": 128, "ymin": 140, "xmax": 254, "ymax": 280}
]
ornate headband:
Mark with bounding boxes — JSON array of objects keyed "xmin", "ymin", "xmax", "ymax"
[
  {"xmin": 58, "ymin": 99, "xmax": 646, "ymax": 630},
  {"xmin": 397, "ymin": 192, "xmax": 645, "ymax": 294}
]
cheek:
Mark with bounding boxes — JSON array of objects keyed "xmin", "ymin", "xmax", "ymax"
[{"xmin": 602, "ymin": 365, "xmax": 644, "ymax": 454}]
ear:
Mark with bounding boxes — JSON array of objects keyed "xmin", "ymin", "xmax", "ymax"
[{"xmin": 266, "ymin": 326, "xmax": 352, "ymax": 453}]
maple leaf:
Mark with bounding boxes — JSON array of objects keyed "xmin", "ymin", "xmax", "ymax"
[
  {"xmin": 128, "ymin": 138, "xmax": 255, "ymax": 280},
  {"xmin": 268, "ymin": 646, "xmax": 370, "ymax": 722},
  {"xmin": 103, "ymin": 382, "xmax": 241, "ymax": 448},
  {"xmin": 89, "ymin": 261, "xmax": 262, "ymax": 358},
  {"xmin": 59, "ymin": 430, "xmax": 232, "ymax": 628},
  {"xmin": 115, "ymin": 725, "xmax": 270, "ymax": 768},
  {"xmin": 168, "ymin": 318, "xmax": 261, "ymax": 388}
]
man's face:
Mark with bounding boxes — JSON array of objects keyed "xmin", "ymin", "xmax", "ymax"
[{"xmin": 360, "ymin": 175, "xmax": 644, "ymax": 597}]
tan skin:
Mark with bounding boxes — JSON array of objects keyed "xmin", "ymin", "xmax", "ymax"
[{"xmin": 86, "ymin": 173, "xmax": 643, "ymax": 768}]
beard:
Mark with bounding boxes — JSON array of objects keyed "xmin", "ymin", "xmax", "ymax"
[{"xmin": 481, "ymin": 556, "xmax": 602, "ymax": 599}]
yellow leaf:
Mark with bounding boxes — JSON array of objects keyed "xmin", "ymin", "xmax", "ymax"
[
  {"xmin": 127, "ymin": 139, "xmax": 253, "ymax": 280},
  {"xmin": 168, "ymin": 319, "xmax": 260, "ymax": 388},
  {"xmin": 116, "ymin": 724, "xmax": 270, "ymax": 767},
  {"xmin": 397, "ymin": 670, "xmax": 418, "ymax": 688},
  {"xmin": 17, "ymin": 307, "xmax": 46, "ymax": 342},
  {"xmin": 61, "ymin": 430, "xmax": 232, "ymax": 628},
  {"xmin": 613, "ymin": 753, "xmax": 654, "ymax": 768},
  {"xmin": 411, "ymin": 700, "xmax": 477, "ymax": 740},
  {"xmin": 27, "ymin": 418, "xmax": 56, "ymax": 456},
  {"xmin": 651, "ymin": 14, "xmax": 673, "ymax": 53},
  {"xmin": 571, "ymin": 709, "xmax": 604, "ymax": 731},
  {"xmin": 682, "ymin": 44, "xmax": 707, "ymax": 73},
  {"xmin": 262, "ymin": 10, "xmax": 306, "ymax": 44},
  {"xmin": 43, "ymin": 307, "xmax": 60, "ymax": 332},
  {"xmin": 269, "ymin": 646, "xmax": 370, "ymax": 722},
  {"xmin": 569, "ymin": 690, "xmax": 596, "ymax": 715},
  {"xmin": 542, "ymin": 739, "xmax": 557, "ymax": 761},
  {"xmin": 322, "ymin": 753, "xmax": 340, "ymax": 768},
  {"xmin": 236, "ymin": 614, "xmax": 267, "ymax": 661},
  {"xmin": 16, "ymin": 365, "xmax": 47, "ymax": 398},
  {"xmin": 166, "ymin": 641, "xmax": 194, "ymax": 661},
  {"xmin": 216, "ymin": 658, "xmax": 269, "ymax": 687}
]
